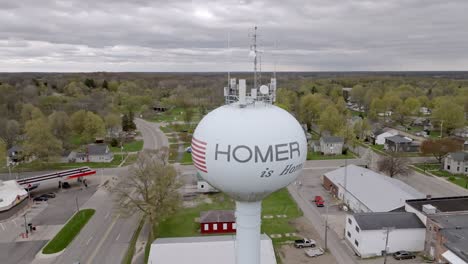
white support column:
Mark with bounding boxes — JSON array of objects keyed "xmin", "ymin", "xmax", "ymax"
[{"xmin": 235, "ymin": 201, "xmax": 262, "ymax": 264}]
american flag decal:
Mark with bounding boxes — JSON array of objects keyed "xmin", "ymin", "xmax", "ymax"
[{"xmin": 192, "ymin": 137, "xmax": 207, "ymax": 173}]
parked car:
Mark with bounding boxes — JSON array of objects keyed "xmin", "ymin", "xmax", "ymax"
[
  {"xmin": 40, "ymin": 193, "xmax": 56, "ymax": 199},
  {"xmin": 62, "ymin": 182, "xmax": 71, "ymax": 189},
  {"xmin": 186, "ymin": 147, "xmax": 192, "ymax": 153},
  {"xmin": 393, "ymin": 251, "xmax": 416, "ymax": 260},
  {"xmin": 314, "ymin": 196, "xmax": 324, "ymax": 207},
  {"xmin": 305, "ymin": 247, "xmax": 324, "ymax": 257},
  {"xmin": 294, "ymin": 238, "xmax": 316, "ymax": 248},
  {"xmin": 33, "ymin": 196, "xmax": 48, "ymax": 202}
]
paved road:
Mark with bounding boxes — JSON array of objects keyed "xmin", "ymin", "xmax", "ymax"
[{"xmin": 135, "ymin": 118, "xmax": 168, "ymax": 150}]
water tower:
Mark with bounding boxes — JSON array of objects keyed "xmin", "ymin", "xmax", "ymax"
[{"xmin": 192, "ymin": 28, "xmax": 307, "ymax": 264}]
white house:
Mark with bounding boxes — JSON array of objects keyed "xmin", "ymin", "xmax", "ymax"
[
  {"xmin": 319, "ymin": 136, "xmax": 344, "ymax": 155},
  {"xmin": 345, "ymin": 212, "xmax": 426, "ymax": 258},
  {"xmin": 374, "ymin": 130, "xmax": 398, "ymax": 145},
  {"xmin": 444, "ymin": 152, "xmax": 468, "ymax": 175},
  {"xmin": 68, "ymin": 144, "xmax": 114, "ymax": 163},
  {"xmin": 323, "ymin": 165, "xmax": 424, "ymax": 212},
  {"xmin": 148, "ymin": 235, "xmax": 277, "ymax": 264}
]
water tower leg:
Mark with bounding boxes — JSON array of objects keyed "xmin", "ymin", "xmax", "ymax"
[{"xmin": 235, "ymin": 201, "xmax": 261, "ymax": 264}]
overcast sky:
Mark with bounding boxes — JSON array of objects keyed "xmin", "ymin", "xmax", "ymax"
[{"xmin": 1, "ymin": 0, "xmax": 468, "ymax": 72}]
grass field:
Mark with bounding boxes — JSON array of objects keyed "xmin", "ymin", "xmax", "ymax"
[
  {"xmin": 157, "ymin": 188, "xmax": 301, "ymax": 245},
  {"xmin": 307, "ymin": 151, "xmax": 356, "ymax": 160},
  {"xmin": 180, "ymin": 152, "xmax": 193, "ymax": 165},
  {"xmin": 110, "ymin": 140, "xmax": 143, "ymax": 152},
  {"xmin": 42, "ymin": 209, "xmax": 95, "ymax": 254}
]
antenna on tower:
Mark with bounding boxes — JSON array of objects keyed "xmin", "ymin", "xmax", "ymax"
[
  {"xmin": 227, "ymin": 32, "xmax": 231, "ymax": 86},
  {"xmin": 249, "ymin": 26, "xmax": 258, "ymax": 89},
  {"xmin": 273, "ymin": 39, "xmax": 277, "ymax": 79}
]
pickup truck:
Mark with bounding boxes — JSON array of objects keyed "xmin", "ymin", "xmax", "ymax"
[
  {"xmin": 314, "ymin": 196, "xmax": 324, "ymax": 207},
  {"xmin": 294, "ymin": 238, "xmax": 316, "ymax": 248},
  {"xmin": 305, "ymin": 247, "xmax": 324, "ymax": 257}
]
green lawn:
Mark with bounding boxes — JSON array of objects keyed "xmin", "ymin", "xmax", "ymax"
[
  {"xmin": 43, "ymin": 209, "xmax": 95, "ymax": 254},
  {"xmin": 307, "ymin": 151, "xmax": 356, "ymax": 160},
  {"xmin": 122, "ymin": 153, "xmax": 139, "ymax": 167},
  {"xmin": 147, "ymin": 107, "xmax": 203, "ymax": 123},
  {"xmin": 180, "ymin": 152, "xmax": 193, "ymax": 165},
  {"xmin": 157, "ymin": 188, "xmax": 301, "ymax": 245},
  {"xmin": 413, "ymin": 163, "xmax": 468, "ymax": 189},
  {"xmin": 110, "ymin": 140, "xmax": 143, "ymax": 152}
]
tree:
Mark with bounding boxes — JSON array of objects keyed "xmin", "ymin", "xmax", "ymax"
[
  {"xmin": 318, "ymin": 105, "xmax": 344, "ymax": 135},
  {"xmin": 299, "ymin": 94, "xmax": 328, "ymax": 129},
  {"xmin": 21, "ymin": 103, "xmax": 44, "ymax": 123},
  {"xmin": 82, "ymin": 112, "xmax": 106, "ymax": 142},
  {"xmin": 111, "ymin": 149, "xmax": 182, "ymax": 241},
  {"xmin": 433, "ymin": 99, "xmax": 465, "ymax": 134},
  {"xmin": 353, "ymin": 118, "xmax": 370, "ymax": 140},
  {"xmin": 122, "ymin": 112, "xmax": 136, "ymax": 131},
  {"xmin": 420, "ymin": 138, "xmax": 462, "ymax": 163},
  {"xmin": 49, "ymin": 111, "xmax": 71, "ymax": 141},
  {"xmin": 377, "ymin": 154, "xmax": 410, "ymax": 177},
  {"xmin": 102, "ymin": 80, "xmax": 109, "ymax": 90},
  {"xmin": 276, "ymin": 88, "xmax": 297, "ymax": 112},
  {"xmin": 183, "ymin": 108, "xmax": 194, "ymax": 125},
  {"xmin": 0, "ymin": 119, "xmax": 20, "ymax": 148},
  {"xmin": 105, "ymin": 113, "xmax": 121, "ymax": 135},
  {"xmin": 0, "ymin": 139, "xmax": 6, "ymax": 167},
  {"xmin": 24, "ymin": 118, "xmax": 62, "ymax": 161},
  {"xmin": 84, "ymin": 78, "xmax": 96, "ymax": 88},
  {"xmin": 70, "ymin": 110, "xmax": 88, "ymax": 135}
]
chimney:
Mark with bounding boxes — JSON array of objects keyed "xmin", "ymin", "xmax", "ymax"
[{"xmin": 426, "ymin": 194, "xmax": 432, "ymax": 200}]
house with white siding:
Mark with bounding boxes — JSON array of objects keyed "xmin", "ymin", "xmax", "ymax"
[{"xmin": 345, "ymin": 212, "xmax": 426, "ymax": 258}]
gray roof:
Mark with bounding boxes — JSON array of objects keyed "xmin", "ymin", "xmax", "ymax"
[
  {"xmin": 353, "ymin": 212, "xmax": 425, "ymax": 230},
  {"xmin": 200, "ymin": 210, "xmax": 235, "ymax": 223},
  {"xmin": 429, "ymin": 214, "xmax": 468, "ymax": 262},
  {"xmin": 7, "ymin": 145, "xmax": 22, "ymax": 156},
  {"xmin": 448, "ymin": 152, "xmax": 468, "ymax": 162},
  {"xmin": 324, "ymin": 165, "xmax": 423, "ymax": 212},
  {"xmin": 321, "ymin": 136, "xmax": 344, "ymax": 144},
  {"xmin": 385, "ymin": 135, "xmax": 412, "ymax": 144},
  {"xmin": 86, "ymin": 144, "xmax": 109, "ymax": 156},
  {"xmin": 406, "ymin": 196, "xmax": 468, "ymax": 213}
]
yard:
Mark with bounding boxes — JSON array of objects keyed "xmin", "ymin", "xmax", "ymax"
[
  {"xmin": 43, "ymin": 209, "xmax": 95, "ymax": 254},
  {"xmin": 413, "ymin": 163, "xmax": 468, "ymax": 189},
  {"xmin": 157, "ymin": 188, "xmax": 302, "ymax": 245},
  {"xmin": 6, "ymin": 154, "xmax": 126, "ymax": 173},
  {"xmin": 146, "ymin": 107, "xmax": 204, "ymax": 123},
  {"xmin": 159, "ymin": 123, "xmax": 194, "ymax": 165},
  {"xmin": 110, "ymin": 140, "xmax": 143, "ymax": 152}
]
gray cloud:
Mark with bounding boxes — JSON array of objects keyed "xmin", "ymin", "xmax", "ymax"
[{"xmin": 1, "ymin": 0, "xmax": 468, "ymax": 71}]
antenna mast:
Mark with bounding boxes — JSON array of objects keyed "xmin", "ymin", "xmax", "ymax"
[{"xmin": 250, "ymin": 26, "xmax": 258, "ymax": 89}]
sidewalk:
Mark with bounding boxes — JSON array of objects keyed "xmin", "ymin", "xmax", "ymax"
[{"xmin": 132, "ymin": 219, "xmax": 150, "ymax": 264}]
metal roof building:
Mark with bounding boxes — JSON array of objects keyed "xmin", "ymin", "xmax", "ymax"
[
  {"xmin": 323, "ymin": 165, "xmax": 424, "ymax": 212},
  {"xmin": 148, "ymin": 234, "xmax": 277, "ymax": 264}
]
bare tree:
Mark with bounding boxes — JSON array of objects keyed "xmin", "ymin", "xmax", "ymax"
[
  {"xmin": 112, "ymin": 148, "xmax": 181, "ymax": 239},
  {"xmin": 377, "ymin": 153, "xmax": 410, "ymax": 177}
]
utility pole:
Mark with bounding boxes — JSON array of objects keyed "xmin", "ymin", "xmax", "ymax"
[
  {"xmin": 324, "ymin": 201, "xmax": 329, "ymax": 251},
  {"xmin": 23, "ymin": 213, "xmax": 28, "ymax": 234},
  {"xmin": 440, "ymin": 120, "xmax": 443, "ymax": 138},
  {"xmin": 383, "ymin": 227, "xmax": 394, "ymax": 264}
]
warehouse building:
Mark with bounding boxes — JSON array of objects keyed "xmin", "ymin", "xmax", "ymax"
[
  {"xmin": 345, "ymin": 212, "xmax": 425, "ymax": 258},
  {"xmin": 148, "ymin": 235, "xmax": 277, "ymax": 264},
  {"xmin": 323, "ymin": 165, "xmax": 423, "ymax": 212}
]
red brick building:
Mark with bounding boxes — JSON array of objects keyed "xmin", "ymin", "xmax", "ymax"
[{"xmin": 200, "ymin": 210, "xmax": 236, "ymax": 234}]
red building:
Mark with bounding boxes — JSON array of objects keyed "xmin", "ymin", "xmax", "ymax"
[{"xmin": 200, "ymin": 210, "xmax": 236, "ymax": 234}]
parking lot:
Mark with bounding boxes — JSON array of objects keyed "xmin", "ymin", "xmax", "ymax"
[
  {"xmin": 0, "ymin": 179, "xmax": 98, "ymax": 264},
  {"xmin": 294, "ymin": 166, "xmax": 432, "ymax": 264}
]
